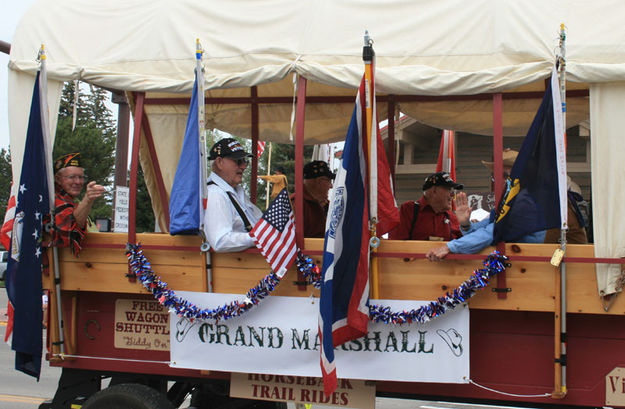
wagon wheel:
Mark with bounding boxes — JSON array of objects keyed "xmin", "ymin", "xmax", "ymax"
[{"xmin": 82, "ymin": 383, "xmax": 174, "ymax": 409}]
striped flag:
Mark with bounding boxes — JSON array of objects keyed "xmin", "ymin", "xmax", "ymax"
[
  {"xmin": 257, "ymin": 141, "xmax": 266, "ymax": 158},
  {"xmin": 249, "ymin": 189, "xmax": 297, "ymax": 277},
  {"xmin": 1, "ymin": 186, "xmax": 16, "ymax": 250},
  {"xmin": 319, "ymin": 74, "xmax": 372, "ymax": 396},
  {"xmin": 436, "ymin": 130, "xmax": 456, "ymax": 181}
]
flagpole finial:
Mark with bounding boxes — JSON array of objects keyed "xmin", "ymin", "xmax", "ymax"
[
  {"xmin": 195, "ymin": 38, "xmax": 203, "ymax": 61},
  {"xmin": 38, "ymin": 44, "xmax": 46, "ymax": 61},
  {"xmin": 363, "ymin": 31, "xmax": 374, "ymax": 63}
]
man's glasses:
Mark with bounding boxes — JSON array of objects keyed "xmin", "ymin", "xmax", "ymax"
[
  {"xmin": 226, "ymin": 157, "xmax": 249, "ymax": 167},
  {"xmin": 63, "ymin": 175, "xmax": 87, "ymax": 182}
]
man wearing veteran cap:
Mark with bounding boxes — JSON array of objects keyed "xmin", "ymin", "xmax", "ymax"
[
  {"xmin": 52, "ymin": 152, "xmax": 105, "ymax": 255},
  {"xmin": 389, "ymin": 171, "xmax": 464, "ymax": 241},
  {"xmin": 291, "ymin": 160, "xmax": 335, "ymax": 238},
  {"xmin": 203, "ymin": 138, "xmax": 263, "ymax": 252},
  {"xmin": 426, "ymin": 149, "xmax": 546, "ymax": 261}
]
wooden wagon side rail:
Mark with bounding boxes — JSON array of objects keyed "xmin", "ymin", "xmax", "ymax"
[{"xmin": 45, "ymin": 232, "xmax": 624, "ymax": 316}]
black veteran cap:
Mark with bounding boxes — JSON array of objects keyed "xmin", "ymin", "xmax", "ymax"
[
  {"xmin": 303, "ymin": 161, "xmax": 335, "ymax": 180},
  {"xmin": 208, "ymin": 138, "xmax": 253, "ymax": 160},
  {"xmin": 54, "ymin": 152, "xmax": 81, "ymax": 173},
  {"xmin": 422, "ymin": 171, "xmax": 464, "ymax": 191}
]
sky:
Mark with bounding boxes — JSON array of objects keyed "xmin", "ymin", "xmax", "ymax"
[{"xmin": 1, "ymin": 0, "xmax": 37, "ymax": 150}]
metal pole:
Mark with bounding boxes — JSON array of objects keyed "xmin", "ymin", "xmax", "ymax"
[
  {"xmin": 39, "ymin": 45, "xmax": 66, "ymax": 357},
  {"xmin": 195, "ymin": 39, "xmax": 212, "ymax": 292},
  {"xmin": 363, "ymin": 31, "xmax": 381, "ymax": 300},
  {"xmin": 557, "ymin": 23, "xmax": 568, "ymax": 398}
]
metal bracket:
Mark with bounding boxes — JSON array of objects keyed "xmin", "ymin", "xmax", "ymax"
[{"xmin": 491, "ymin": 287, "xmax": 511, "ymax": 293}]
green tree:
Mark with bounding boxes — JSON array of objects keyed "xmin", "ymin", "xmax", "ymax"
[
  {"xmin": 135, "ymin": 167, "xmax": 155, "ymax": 232},
  {"xmin": 53, "ymin": 82, "xmax": 116, "ymax": 219},
  {"xmin": 0, "ymin": 148, "xmax": 12, "ymax": 224}
]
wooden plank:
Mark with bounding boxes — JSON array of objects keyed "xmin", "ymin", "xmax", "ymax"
[
  {"xmin": 50, "ymin": 233, "xmax": 625, "ymax": 316},
  {"xmin": 65, "ymin": 246, "xmax": 203, "ymax": 267},
  {"xmin": 57, "ymin": 261, "xmax": 205, "ymax": 293}
]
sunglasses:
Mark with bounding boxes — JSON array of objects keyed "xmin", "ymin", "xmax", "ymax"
[{"xmin": 224, "ymin": 157, "xmax": 249, "ymax": 166}]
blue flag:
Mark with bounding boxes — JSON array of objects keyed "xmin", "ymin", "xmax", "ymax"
[
  {"xmin": 169, "ymin": 68, "xmax": 204, "ymax": 235},
  {"xmin": 6, "ymin": 71, "xmax": 50, "ymax": 379},
  {"xmin": 319, "ymin": 75, "xmax": 371, "ymax": 396},
  {"xmin": 493, "ymin": 70, "xmax": 565, "ymax": 243}
]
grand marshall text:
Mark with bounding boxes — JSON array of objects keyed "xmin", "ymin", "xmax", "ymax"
[{"xmin": 197, "ymin": 323, "xmax": 435, "ymax": 353}]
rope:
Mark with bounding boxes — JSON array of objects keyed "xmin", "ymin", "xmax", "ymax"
[
  {"xmin": 465, "ymin": 377, "xmax": 551, "ymax": 398},
  {"xmin": 52, "ymin": 353, "xmax": 170, "ymax": 365}
]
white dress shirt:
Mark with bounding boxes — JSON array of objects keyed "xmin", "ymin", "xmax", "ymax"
[{"xmin": 203, "ymin": 172, "xmax": 262, "ymax": 252}]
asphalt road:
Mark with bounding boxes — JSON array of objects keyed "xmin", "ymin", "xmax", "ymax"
[{"xmin": 0, "ymin": 288, "xmax": 61, "ymax": 409}]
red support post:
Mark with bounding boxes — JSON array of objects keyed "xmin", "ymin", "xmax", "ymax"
[
  {"xmin": 251, "ymin": 86, "xmax": 259, "ymax": 204},
  {"xmin": 128, "ymin": 92, "xmax": 144, "ymax": 246},
  {"xmin": 387, "ymin": 96, "xmax": 396, "ymax": 182},
  {"xmin": 294, "ymin": 77, "xmax": 307, "ymax": 251},
  {"xmin": 295, "ymin": 76, "xmax": 307, "ymax": 291}
]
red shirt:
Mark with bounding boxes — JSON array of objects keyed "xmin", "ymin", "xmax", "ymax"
[
  {"xmin": 388, "ymin": 196, "xmax": 461, "ymax": 241},
  {"xmin": 48, "ymin": 188, "xmax": 86, "ymax": 256}
]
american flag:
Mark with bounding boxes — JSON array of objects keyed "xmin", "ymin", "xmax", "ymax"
[
  {"xmin": 249, "ymin": 189, "xmax": 297, "ymax": 277},
  {"xmin": 257, "ymin": 141, "xmax": 266, "ymax": 158},
  {"xmin": 1, "ymin": 185, "xmax": 16, "ymax": 250}
]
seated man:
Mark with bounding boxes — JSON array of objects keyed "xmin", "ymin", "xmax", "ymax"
[
  {"xmin": 51, "ymin": 152, "xmax": 105, "ymax": 255},
  {"xmin": 203, "ymin": 138, "xmax": 262, "ymax": 252},
  {"xmin": 389, "ymin": 171, "xmax": 463, "ymax": 241},
  {"xmin": 544, "ymin": 176, "xmax": 589, "ymax": 244},
  {"xmin": 291, "ymin": 161, "xmax": 335, "ymax": 238},
  {"xmin": 426, "ymin": 150, "xmax": 545, "ymax": 261}
]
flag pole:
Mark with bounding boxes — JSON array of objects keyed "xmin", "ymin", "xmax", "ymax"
[
  {"xmin": 265, "ymin": 142, "xmax": 273, "ymax": 209},
  {"xmin": 196, "ymin": 39, "xmax": 207, "ymax": 235},
  {"xmin": 195, "ymin": 39, "xmax": 213, "ymax": 292},
  {"xmin": 39, "ymin": 44, "xmax": 66, "ymax": 358},
  {"xmin": 363, "ymin": 32, "xmax": 380, "ymax": 299},
  {"xmin": 552, "ymin": 23, "xmax": 568, "ymax": 399}
]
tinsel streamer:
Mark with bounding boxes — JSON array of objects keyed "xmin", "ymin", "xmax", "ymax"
[
  {"xmin": 368, "ymin": 251, "xmax": 508, "ymax": 324},
  {"xmin": 126, "ymin": 243, "xmax": 507, "ymax": 324}
]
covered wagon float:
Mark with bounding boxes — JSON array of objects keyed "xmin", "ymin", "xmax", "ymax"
[{"xmin": 5, "ymin": 0, "xmax": 625, "ymax": 408}]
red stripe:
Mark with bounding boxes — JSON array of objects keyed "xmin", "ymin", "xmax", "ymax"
[{"xmin": 270, "ymin": 221, "xmax": 296, "ymax": 272}]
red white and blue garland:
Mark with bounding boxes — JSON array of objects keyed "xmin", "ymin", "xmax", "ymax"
[{"xmin": 126, "ymin": 243, "xmax": 508, "ymax": 324}]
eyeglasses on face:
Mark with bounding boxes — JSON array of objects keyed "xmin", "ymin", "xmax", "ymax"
[
  {"xmin": 225, "ymin": 157, "xmax": 249, "ymax": 167},
  {"xmin": 63, "ymin": 175, "xmax": 87, "ymax": 182}
]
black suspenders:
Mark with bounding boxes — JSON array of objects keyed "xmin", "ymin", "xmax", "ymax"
[{"xmin": 207, "ymin": 181, "xmax": 253, "ymax": 232}]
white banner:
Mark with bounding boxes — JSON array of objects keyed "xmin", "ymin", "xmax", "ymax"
[
  {"xmin": 170, "ymin": 293, "xmax": 469, "ymax": 383},
  {"xmin": 114, "ymin": 185, "xmax": 129, "ymax": 233}
]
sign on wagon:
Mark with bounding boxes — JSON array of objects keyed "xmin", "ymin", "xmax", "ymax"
[{"xmin": 170, "ymin": 293, "xmax": 469, "ymax": 383}]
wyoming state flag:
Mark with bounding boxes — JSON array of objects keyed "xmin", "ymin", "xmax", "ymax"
[{"xmin": 493, "ymin": 66, "xmax": 567, "ymax": 243}]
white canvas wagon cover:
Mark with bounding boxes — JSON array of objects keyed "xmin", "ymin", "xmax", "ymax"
[{"xmin": 7, "ymin": 0, "xmax": 625, "ymax": 295}]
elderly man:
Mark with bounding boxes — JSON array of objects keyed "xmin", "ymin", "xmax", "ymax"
[
  {"xmin": 389, "ymin": 171, "xmax": 464, "ymax": 241},
  {"xmin": 203, "ymin": 138, "xmax": 262, "ymax": 252},
  {"xmin": 291, "ymin": 160, "xmax": 335, "ymax": 238},
  {"xmin": 52, "ymin": 152, "xmax": 105, "ymax": 255},
  {"xmin": 426, "ymin": 149, "xmax": 546, "ymax": 261}
]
